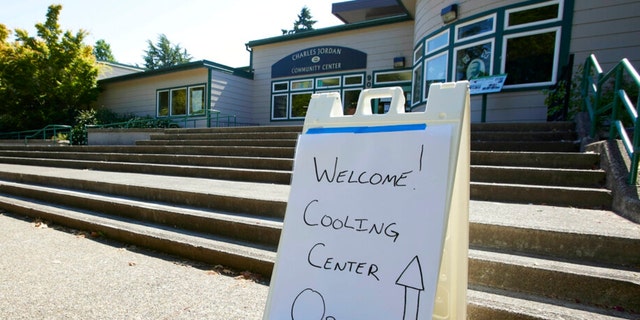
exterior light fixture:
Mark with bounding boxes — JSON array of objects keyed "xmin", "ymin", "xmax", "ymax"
[
  {"xmin": 441, "ymin": 4, "xmax": 458, "ymax": 24},
  {"xmin": 393, "ymin": 56, "xmax": 405, "ymax": 68}
]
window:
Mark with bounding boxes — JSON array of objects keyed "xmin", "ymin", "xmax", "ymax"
[
  {"xmin": 157, "ymin": 84, "xmax": 206, "ymax": 117},
  {"xmin": 291, "ymin": 79, "xmax": 313, "ymax": 90},
  {"xmin": 171, "ymin": 88, "xmax": 187, "ymax": 116},
  {"xmin": 189, "ymin": 86, "xmax": 205, "ymax": 115},
  {"xmin": 427, "ymin": 30, "xmax": 449, "ymax": 54},
  {"xmin": 273, "ymin": 82, "xmax": 288, "ymax": 92},
  {"xmin": 317, "ymin": 77, "xmax": 341, "ymax": 89},
  {"xmin": 272, "ymin": 94, "xmax": 288, "ymax": 119},
  {"xmin": 413, "ymin": 42, "xmax": 424, "ymax": 64},
  {"xmin": 424, "ymin": 53, "xmax": 447, "ymax": 100},
  {"xmin": 454, "ymin": 41, "xmax": 493, "ymax": 81},
  {"xmin": 343, "ymin": 89, "xmax": 362, "ymax": 115},
  {"xmin": 344, "ymin": 74, "xmax": 364, "ymax": 86},
  {"xmin": 411, "ymin": 0, "xmax": 569, "ymax": 105},
  {"xmin": 158, "ymin": 91, "xmax": 169, "ymax": 116},
  {"xmin": 270, "ymin": 73, "xmax": 365, "ymax": 121},
  {"xmin": 412, "ymin": 63, "xmax": 423, "ymax": 105},
  {"xmin": 374, "ymin": 70, "xmax": 412, "ymax": 85},
  {"xmin": 290, "ymin": 92, "xmax": 312, "ymax": 119},
  {"xmin": 503, "ymin": 28, "xmax": 560, "ymax": 87},
  {"xmin": 506, "ymin": 1, "xmax": 561, "ymax": 29},
  {"xmin": 456, "ymin": 15, "xmax": 496, "ymax": 42}
]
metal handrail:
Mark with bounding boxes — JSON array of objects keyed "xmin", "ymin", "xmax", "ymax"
[
  {"xmin": 23, "ymin": 124, "xmax": 72, "ymax": 145},
  {"xmin": 582, "ymin": 54, "xmax": 639, "ymax": 184}
]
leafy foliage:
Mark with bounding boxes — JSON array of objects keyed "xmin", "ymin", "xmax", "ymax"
[
  {"xmin": 0, "ymin": 5, "xmax": 100, "ymax": 131},
  {"xmin": 282, "ymin": 6, "xmax": 317, "ymax": 35},
  {"xmin": 93, "ymin": 39, "xmax": 116, "ymax": 62},
  {"xmin": 143, "ymin": 34, "xmax": 192, "ymax": 70}
]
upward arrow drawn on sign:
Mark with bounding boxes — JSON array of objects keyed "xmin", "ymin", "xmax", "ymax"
[{"xmin": 396, "ymin": 255, "xmax": 425, "ymax": 320}]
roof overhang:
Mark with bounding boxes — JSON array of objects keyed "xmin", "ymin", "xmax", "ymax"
[{"xmin": 332, "ymin": 0, "xmax": 414, "ymax": 24}]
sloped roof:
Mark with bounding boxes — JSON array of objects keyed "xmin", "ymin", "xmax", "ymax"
[{"xmin": 332, "ymin": 0, "xmax": 414, "ymax": 24}]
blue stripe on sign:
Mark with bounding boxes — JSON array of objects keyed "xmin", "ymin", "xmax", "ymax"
[{"xmin": 306, "ymin": 123, "xmax": 426, "ymax": 134}]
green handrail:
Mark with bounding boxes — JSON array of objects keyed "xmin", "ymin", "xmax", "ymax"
[
  {"xmin": 23, "ymin": 124, "xmax": 72, "ymax": 145},
  {"xmin": 582, "ymin": 54, "xmax": 640, "ymax": 185}
]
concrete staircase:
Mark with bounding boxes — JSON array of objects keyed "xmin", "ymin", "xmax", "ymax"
[{"xmin": 0, "ymin": 122, "xmax": 637, "ymax": 319}]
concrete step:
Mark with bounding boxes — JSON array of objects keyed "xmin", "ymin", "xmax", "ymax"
[
  {"xmin": 0, "ymin": 163, "xmax": 637, "ymax": 318},
  {"xmin": 0, "ymin": 156, "xmax": 291, "ymax": 184},
  {"xmin": 471, "ymin": 166, "xmax": 606, "ymax": 188},
  {"xmin": 468, "ymin": 249, "xmax": 640, "ymax": 314},
  {"xmin": 147, "ymin": 132, "xmax": 300, "ymax": 141},
  {"xmin": 470, "ymin": 201, "xmax": 640, "ymax": 270},
  {"xmin": 471, "ymin": 131, "xmax": 576, "ymax": 142},
  {"xmin": 0, "ymin": 164, "xmax": 288, "ymax": 219},
  {"xmin": 137, "ymin": 138, "xmax": 297, "ymax": 147},
  {"xmin": 471, "ymin": 141, "xmax": 580, "ymax": 152},
  {"xmin": 0, "ymin": 180, "xmax": 282, "ymax": 248},
  {"xmin": 471, "ymin": 151, "xmax": 600, "ymax": 169},
  {"xmin": 0, "ymin": 150, "xmax": 293, "ymax": 170},
  {"xmin": 0, "ymin": 145, "xmax": 296, "ymax": 158},
  {"xmin": 471, "ymin": 121, "xmax": 576, "ymax": 132},
  {"xmin": 0, "ymin": 193, "xmax": 276, "ymax": 276},
  {"xmin": 471, "ymin": 182, "xmax": 612, "ymax": 209},
  {"xmin": 163, "ymin": 125, "xmax": 303, "ymax": 134},
  {"xmin": 467, "ymin": 289, "xmax": 635, "ymax": 320},
  {"xmin": 0, "ymin": 152, "xmax": 605, "ymax": 188}
]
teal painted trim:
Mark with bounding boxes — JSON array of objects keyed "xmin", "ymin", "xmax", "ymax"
[
  {"xmin": 246, "ymin": 15, "xmax": 413, "ymax": 48},
  {"xmin": 207, "ymin": 68, "xmax": 213, "ymax": 128},
  {"xmin": 99, "ymin": 60, "xmax": 253, "ymax": 84}
]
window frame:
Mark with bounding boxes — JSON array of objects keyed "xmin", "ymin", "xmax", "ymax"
[
  {"xmin": 156, "ymin": 83, "xmax": 207, "ymax": 118},
  {"xmin": 501, "ymin": 27, "xmax": 561, "ymax": 89},
  {"xmin": 270, "ymin": 72, "xmax": 366, "ymax": 121},
  {"xmin": 455, "ymin": 14, "xmax": 497, "ymax": 43},
  {"xmin": 505, "ymin": 0, "xmax": 563, "ymax": 30}
]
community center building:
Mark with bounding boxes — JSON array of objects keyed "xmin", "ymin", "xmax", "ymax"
[{"xmin": 96, "ymin": 0, "xmax": 640, "ymax": 127}]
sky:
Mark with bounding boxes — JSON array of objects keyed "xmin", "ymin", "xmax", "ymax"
[{"xmin": 1, "ymin": 0, "xmax": 344, "ymax": 68}]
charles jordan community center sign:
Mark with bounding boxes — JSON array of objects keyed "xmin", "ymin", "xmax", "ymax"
[{"xmin": 272, "ymin": 46, "xmax": 367, "ymax": 78}]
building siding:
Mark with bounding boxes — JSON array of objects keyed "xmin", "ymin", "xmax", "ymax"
[
  {"xmin": 570, "ymin": 0, "xmax": 640, "ymax": 71},
  {"xmin": 97, "ymin": 69, "xmax": 208, "ymax": 118}
]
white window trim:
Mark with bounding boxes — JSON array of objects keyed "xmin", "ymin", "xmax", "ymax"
[
  {"xmin": 504, "ymin": 0, "xmax": 563, "ymax": 31},
  {"xmin": 413, "ymin": 42, "xmax": 424, "ymax": 64},
  {"xmin": 501, "ymin": 27, "xmax": 561, "ymax": 89},
  {"xmin": 316, "ymin": 76, "xmax": 341, "ymax": 89},
  {"xmin": 343, "ymin": 74, "xmax": 364, "ymax": 87},
  {"xmin": 426, "ymin": 29, "xmax": 450, "ymax": 54},
  {"xmin": 455, "ymin": 13, "xmax": 497, "ymax": 43},
  {"xmin": 451, "ymin": 39, "xmax": 495, "ymax": 81},
  {"xmin": 271, "ymin": 94, "xmax": 288, "ymax": 120},
  {"xmin": 272, "ymin": 81, "xmax": 288, "ymax": 92},
  {"xmin": 423, "ymin": 52, "xmax": 448, "ymax": 103}
]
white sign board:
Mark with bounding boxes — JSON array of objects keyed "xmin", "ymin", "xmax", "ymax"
[{"xmin": 264, "ymin": 84, "xmax": 470, "ymax": 320}]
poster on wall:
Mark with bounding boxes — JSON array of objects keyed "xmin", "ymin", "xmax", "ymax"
[{"xmin": 455, "ymin": 42, "xmax": 492, "ymax": 81}]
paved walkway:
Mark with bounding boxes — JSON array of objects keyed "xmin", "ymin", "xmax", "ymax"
[{"xmin": 0, "ymin": 211, "xmax": 269, "ymax": 320}]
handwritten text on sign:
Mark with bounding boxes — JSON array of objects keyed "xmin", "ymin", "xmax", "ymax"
[{"xmin": 266, "ymin": 124, "xmax": 453, "ymax": 319}]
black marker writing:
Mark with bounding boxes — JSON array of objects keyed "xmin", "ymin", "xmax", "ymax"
[
  {"xmin": 313, "ymin": 157, "xmax": 413, "ymax": 187},
  {"xmin": 303, "ymin": 199, "xmax": 400, "ymax": 243},
  {"xmin": 307, "ymin": 242, "xmax": 380, "ymax": 281}
]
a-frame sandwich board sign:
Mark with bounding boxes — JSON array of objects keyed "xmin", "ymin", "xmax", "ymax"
[{"xmin": 264, "ymin": 82, "xmax": 470, "ymax": 320}]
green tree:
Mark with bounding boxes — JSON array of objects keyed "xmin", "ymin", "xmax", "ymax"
[
  {"xmin": 0, "ymin": 5, "xmax": 100, "ymax": 131},
  {"xmin": 93, "ymin": 39, "xmax": 116, "ymax": 62},
  {"xmin": 143, "ymin": 34, "xmax": 192, "ymax": 70},
  {"xmin": 282, "ymin": 6, "xmax": 317, "ymax": 35}
]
